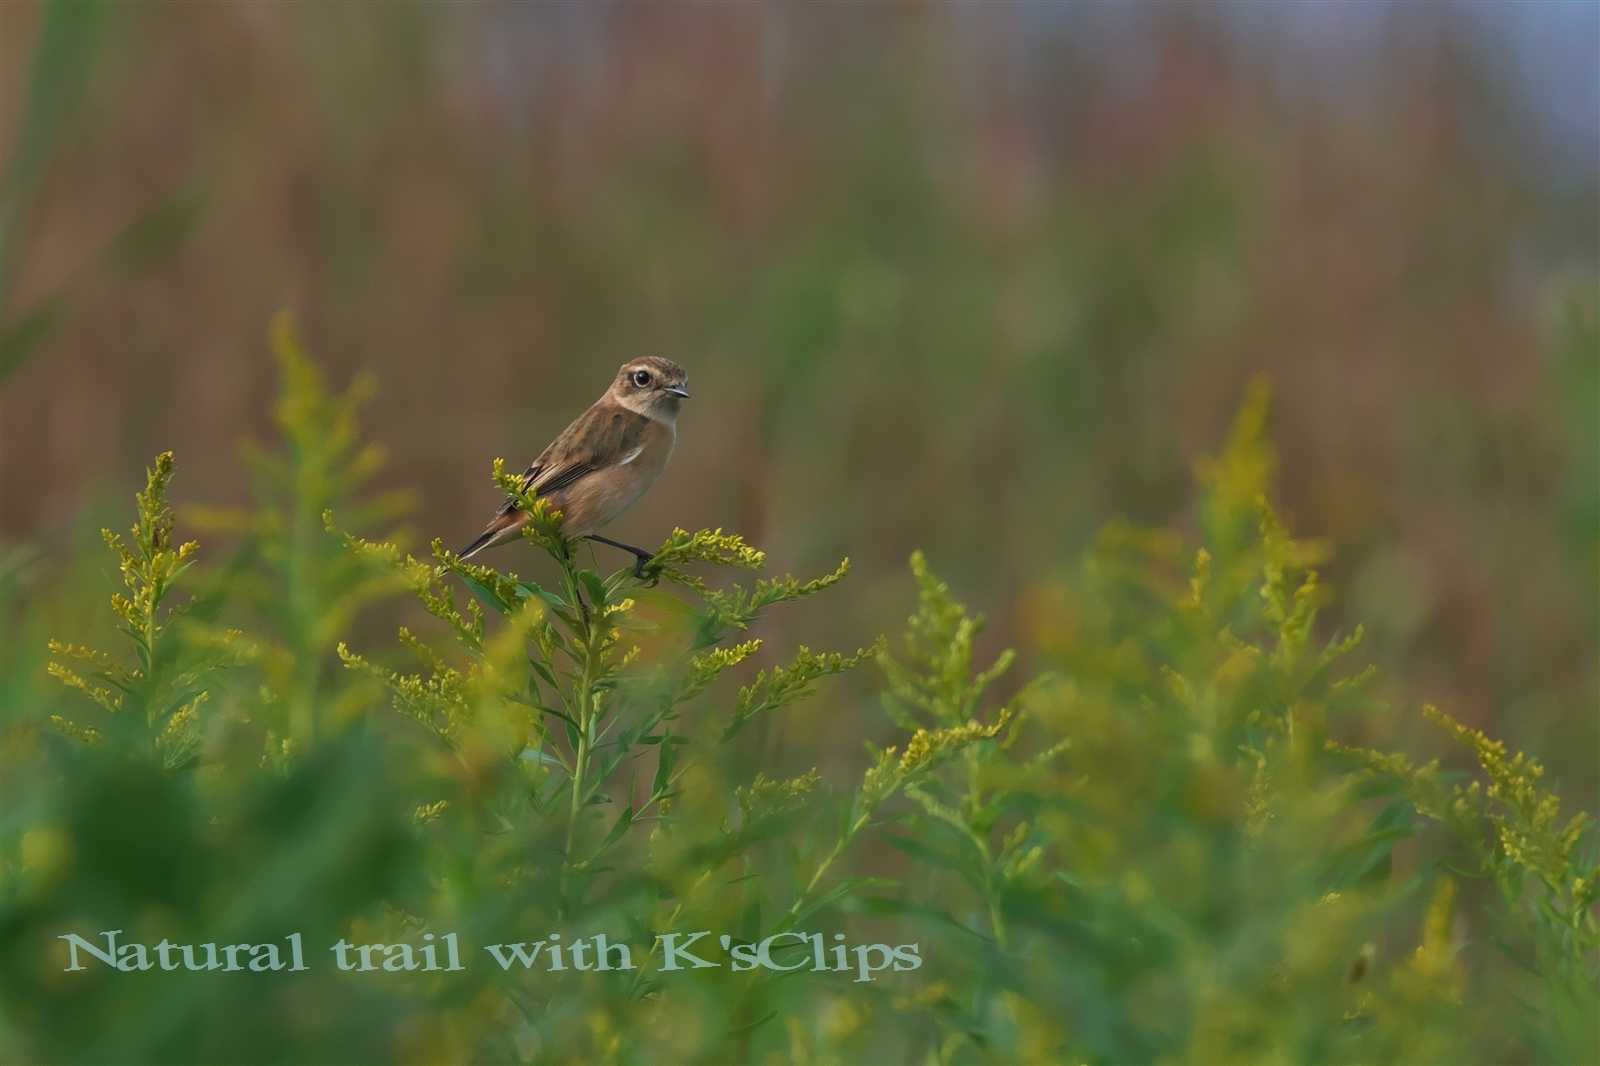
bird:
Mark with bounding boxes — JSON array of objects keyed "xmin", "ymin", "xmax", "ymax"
[{"xmin": 458, "ymin": 356, "xmax": 689, "ymax": 576}]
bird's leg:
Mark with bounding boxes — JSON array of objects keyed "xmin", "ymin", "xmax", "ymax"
[{"xmin": 584, "ymin": 534, "xmax": 655, "ymax": 579}]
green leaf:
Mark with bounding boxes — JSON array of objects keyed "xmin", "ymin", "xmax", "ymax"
[
  {"xmin": 536, "ymin": 703, "xmax": 577, "ymax": 729},
  {"xmin": 1324, "ymin": 801, "xmax": 1415, "ymax": 888},
  {"xmin": 519, "ymin": 580, "xmax": 570, "ymax": 613},
  {"xmin": 652, "ymin": 731, "xmax": 674, "ymax": 796},
  {"xmin": 528, "ymin": 656, "xmax": 559, "ymax": 689},
  {"xmin": 578, "ymin": 569, "xmax": 608, "ymax": 610},
  {"xmin": 883, "ymin": 832, "xmax": 985, "ymax": 895},
  {"xmin": 519, "ymin": 747, "xmax": 568, "ymax": 778},
  {"xmin": 597, "ymin": 804, "xmax": 635, "ymax": 853},
  {"xmin": 726, "ymin": 1010, "xmax": 779, "ymax": 1038},
  {"xmin": 856, "ymin": 895, "xmax": 989, "ymax": 942},
  {"xmin": 459, "ymin": 572, "xmax": 512, "ymax": 616},
  {"xmin": 790, "ymin": 877, "xmax": 896, "ymax": 926}
]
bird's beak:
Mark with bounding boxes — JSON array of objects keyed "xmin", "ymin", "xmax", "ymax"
[{"xmin": 665, "ymin": 385, "xmax": 690, "ymax": 399}]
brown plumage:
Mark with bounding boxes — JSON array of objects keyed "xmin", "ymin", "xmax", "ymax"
[{"xmin": 459, "ymin": 356, "xmax": 689, "ymax": 563}]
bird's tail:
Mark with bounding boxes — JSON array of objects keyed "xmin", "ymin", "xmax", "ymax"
[
  {"xmin": 457, "ymin": 511, "xmax": 528, "ymax": 561},
  {"xmin": 456, "ymin": 529, "xmax": 498, "ymax": 561}
]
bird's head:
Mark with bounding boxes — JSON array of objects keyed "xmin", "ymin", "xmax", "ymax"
[{"xmin": 612, "ymin": 356, "xmax": 690, "ymax": 422}]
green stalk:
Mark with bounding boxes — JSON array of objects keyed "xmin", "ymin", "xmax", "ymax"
[
  {"xmin": 287, "ymin": 468, "xmax": 319, "ymax": 745},
  {"xmin": 782, "ymin": 810, "xmax": 870, "ymax": 929},
  {"xmin": 560, "ymin": 546, "xmax": 599, "ymax": 893},
  {"xmin": 964, "ymin": 745, "xmax": 1008, "ymax": 949},
  {"xmin": 565, "ymin": 722, "xmax": 589, "ymax": 860},
  {"xmin": 140, "ymin": 577, "xmax": 160, "ymax": 732}
]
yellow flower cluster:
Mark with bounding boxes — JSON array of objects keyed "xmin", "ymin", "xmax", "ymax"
[
  {"xmin": 46, "ymin": 452, "xmax": 228, "ymax": 767},
  {"xmin": 413, "ymin": 800, "xmax": 450, "ymax": 825},
  {"xmin": 736, "ymin": 768, "xmax": 822, "ymax": 820},
  {"xmin": 488, "ymin": 457, "xmax": 566, "ymax": 546},
  {"xmin": 900, "ymin": 707, "xmax": 1014, "ymax": 776},
  {"xmin": 45, "ymin": 658, "xmax": 122, "ymax": 713},
  {"xmin": 638, "ymin": 527, "xmax": 770, "ymax": 592},
  {"xmin": 863, "ymin": 708, "xmax": 1014, "ymax": 806},
  {"xmin": 680, "ymin": 639, "xmax": 762, "ymax": 701},
  {"xmin": 1422, "ymin": 706, "xmax": 1591, "ymax": 888},
  {"xmin": 1332, "ymin": 705, "xmax": 1596, "ymax": 923}
]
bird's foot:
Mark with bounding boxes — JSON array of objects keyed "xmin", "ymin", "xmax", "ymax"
[
  {"xmin": 631, "ymin": 551, "xmax": 654, "ymax": 580},
  {"xmin": 585, "ymin": 535, "xmax": 656, "ymax": 583}
]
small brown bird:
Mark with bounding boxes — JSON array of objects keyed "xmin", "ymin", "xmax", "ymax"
[{"xmin": 458, "ymin": 357, "xmax": 689, "ymax": 574}]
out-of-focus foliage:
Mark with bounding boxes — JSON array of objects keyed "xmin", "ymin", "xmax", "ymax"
[
  {"xmin": 0, "ymin": 0, "xmax": 106, "ymax": 382},
  {"xmin": 832, "ymin": 383, "xmax": 1598, "ymax": 1065},
  {"xmin": 182, "ymin": 312, "xmax": 412, "ymax": 748},
  {"xmin": 0, "ymin": 0, "xmax": 201, "ymax": 384},
  {"xmin": 1, "ymin": 339, "xmax": 1593, "ymax": 1064}
]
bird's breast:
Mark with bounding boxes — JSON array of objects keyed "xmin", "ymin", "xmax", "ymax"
[{"xmin": 554, "ymin": 421, "xmax": 674, "ymax": 537}]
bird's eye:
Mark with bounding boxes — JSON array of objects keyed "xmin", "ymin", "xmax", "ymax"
[{"xmin": 632, "ymin": 370, "xmax": 652, "ymax": 388}]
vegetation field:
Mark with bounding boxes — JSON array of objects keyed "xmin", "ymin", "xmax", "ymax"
[{"xmin": 0, "ymin": 4, "xmax": 1594, "ymax": 1064}]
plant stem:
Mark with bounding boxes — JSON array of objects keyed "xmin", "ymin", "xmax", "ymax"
[
  {"xmin": 565, "ymin": 726, "xmax": 589, "ymax": 862},
  {"xmin": 963, "ymin": 745, "xmax": 1008, "ymax": 949},
  {"xmin": 987, "ymin": 889, "xmax": 1008, "ymax": 951},
  {"xmin": 626, "ymin": 868, "xmax": 713, "ymax": 999},
  {"xmin": 561, "ymin": 549, "xmax": 599, "ymax": 891},
  {"xmin": 783, "ymin": 811, "xmax": 868, "ymax": 928},
  {"xmin": 288, "ymin": 484, "xmax": 319, "ymax": 745}
]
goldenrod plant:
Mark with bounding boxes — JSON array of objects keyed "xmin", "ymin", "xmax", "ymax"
[
  {"xmin": 1332, "ymin": 706, "xmax": 1598, "ymax": 1060},
  {"xmin": 836, "ymin": 382, "xmax": 1597, "ymax": 1065},
  {"xmin": 183, "ymin": 314, "xmax": 412, "ymax": 750},
  {"xmin": 45, "ymin": 451, "xmax": 248, "ymax": 768},
  {"xmin": 317, "ymin": 454, "xmax": 885, "ymax": 1058},
  {"xmin": 5, "ymin": 349, "xmax": 1593, "ymax": 1064}
]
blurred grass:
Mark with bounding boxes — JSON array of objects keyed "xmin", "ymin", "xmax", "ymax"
[{"xmin": 0, "ymin": 0, "xmax": 106, "ymax": 382}]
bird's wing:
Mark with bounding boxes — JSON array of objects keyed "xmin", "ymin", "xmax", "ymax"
[
  {"xmin": 492, "ymin": 403, "xmax": 648, "ymax": 518},
  {"xmin": 459, "ymin": 404, "xmax": 651, "ymax": 559}
]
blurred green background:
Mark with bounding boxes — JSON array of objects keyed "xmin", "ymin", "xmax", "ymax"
[
  {"xmin": 0, "ymin": 6, "xmax": 1596, "ymax": 1062},
  {"xmin": 2, "ymin": 0, "xmax": 1593, "ymax": 792}
]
